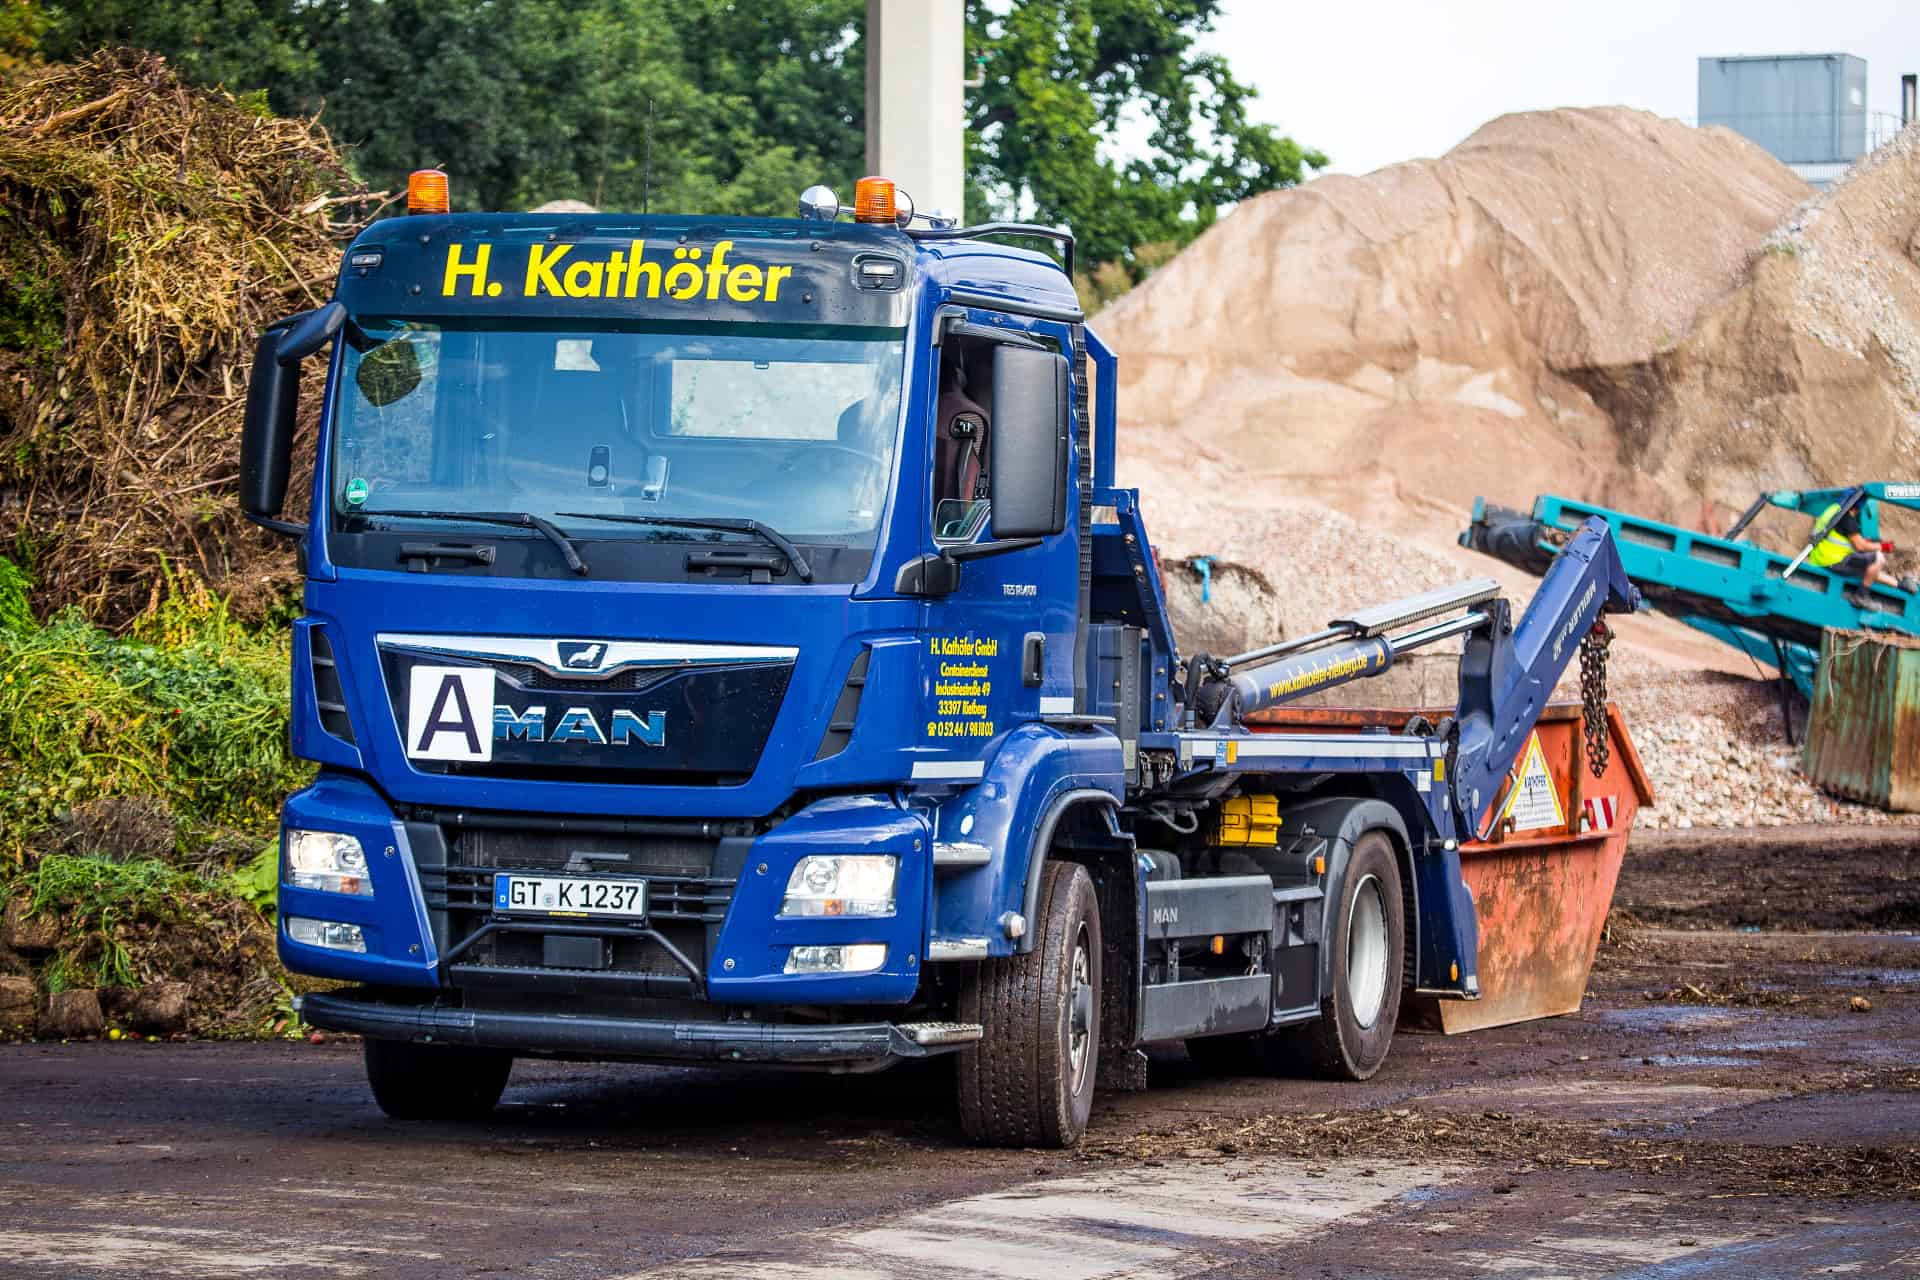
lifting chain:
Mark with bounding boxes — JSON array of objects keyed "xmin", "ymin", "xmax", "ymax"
[{"xmin": 1579, "ymin": 623, "xmax": 1612, "ymax": 778}]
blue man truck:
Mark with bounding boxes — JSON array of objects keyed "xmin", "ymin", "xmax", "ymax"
[{"xmin": 241, "ymin": 172, "xmax": 1640, "ymax": 1147}]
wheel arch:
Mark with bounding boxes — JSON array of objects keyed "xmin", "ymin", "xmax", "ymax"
[
  {"xmin": 1018, "ymin": 789, "xmax": 1129, "ymax": 940},
  {"xmin": 1279, "ymin": 796, "xmax": 1417, "ymax": 996},
  {"xmin": 1020, "ymin": 790, "xmax": 1144, "ymax": 1079}
]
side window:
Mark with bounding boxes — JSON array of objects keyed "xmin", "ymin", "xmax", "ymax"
[
  {"xmin": 932, "ymin": 332, "xmax": 994, "ymax": 541},
  {"xmin": 931, "ymin": 321, "xmax": 1065, "ymax": 541}
]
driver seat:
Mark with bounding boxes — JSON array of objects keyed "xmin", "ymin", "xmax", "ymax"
[{"xmin": 936, "ymin": 388, "xmax": 989, "ymax": 503}]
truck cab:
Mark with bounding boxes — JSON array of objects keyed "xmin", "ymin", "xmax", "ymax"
[{"xmin": 245, "ymin": 175, "xmax": 1637, "ymax": 1148}]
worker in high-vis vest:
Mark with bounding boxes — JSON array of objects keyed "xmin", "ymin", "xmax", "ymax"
[{"xmin": 1808, "ymin": 498, "xmax": 1893, "ymax": 603}]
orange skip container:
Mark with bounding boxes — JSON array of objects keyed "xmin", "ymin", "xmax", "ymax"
[{"xmin": 1246, "ymin": 703, "xmax": 1653, "ymax": 1033}]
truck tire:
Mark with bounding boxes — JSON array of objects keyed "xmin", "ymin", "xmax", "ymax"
[
  {"xmin": 956, "ymin": 860, "xmax": 1102, "ymax": 1148},
  {"xmin": 364, "ymin": 1038, "xmax": 512, "ymax": 1121},
  {"xmin": 1283, "ymin": 830, "xmax": 1405, "ymax": 1080}
]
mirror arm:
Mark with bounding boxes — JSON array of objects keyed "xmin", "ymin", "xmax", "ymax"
[
  {"xmin": 893, "ymin": 536, "xmax": 1045, "ymax": 598},
  {"xmin": 276, "ymin": 300, "xmax": 345, "ymax": 366},
  {"xmin": 246, "ymin": 512, "xmax": 305, "ymax": 539},
  {"xmin": 945, "ymin": 537, "xmax": 1041, "ymax": 561}
]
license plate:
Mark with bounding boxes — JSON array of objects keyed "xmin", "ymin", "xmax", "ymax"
[{"xmin": 493, "ymin": 873, "xmax": 647, "ymax": 919}]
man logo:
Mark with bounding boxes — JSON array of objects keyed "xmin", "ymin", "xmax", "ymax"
[
  {"xmin": 558, "ymin": 641, "xmax": 607, "ymax": 671},
  {"xmin": 406, "ymin": 666, "xmax": 497, "ymax": 762}
]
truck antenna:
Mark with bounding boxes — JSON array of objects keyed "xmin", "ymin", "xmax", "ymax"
[{"xmin": 643, "ymin": 97, "xmax": 654, "ymax": 216}]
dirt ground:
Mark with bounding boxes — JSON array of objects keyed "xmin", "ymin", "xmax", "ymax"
[{"xmin": 1, "ymin": 827, "xmax": 1915, "ymax": 1278}]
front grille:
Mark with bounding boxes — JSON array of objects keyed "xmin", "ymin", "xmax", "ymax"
[
  {"xmin": 457, "ymin": 826, "xmax": 717, "ymax": 877},
  {"xmin": 378, "ymin": 647, "xmax": 792, "ymax": 784},
  {"xmin": 419, "ymin": 865, "xmax": 729, "ymax": 924},
  {"xmin": 490, "ymin": 661, "xmax": 669, "ymax": 692},
  {"xmin": 408, "ymin": 819, "xmax": 745, "ymax": 992}
]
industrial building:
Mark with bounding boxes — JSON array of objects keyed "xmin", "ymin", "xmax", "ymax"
[{"xmin": 1697, "ymin": 52, "xmax": 1910, "ymax": 188}]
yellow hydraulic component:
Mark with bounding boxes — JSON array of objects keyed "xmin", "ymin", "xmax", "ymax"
[{"xmin": 1215, "ymin": 794, "xmax": 1281, "ymax": 846}]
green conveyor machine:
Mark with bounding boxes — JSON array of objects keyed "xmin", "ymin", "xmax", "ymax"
[{"xmin": 1461, "ymin": 484, "xmax": 1920, "ymax": 736}]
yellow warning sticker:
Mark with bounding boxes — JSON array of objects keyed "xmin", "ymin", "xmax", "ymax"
[{"xmin": 1500, "ymin": 731, "xmax": 1565, "ymax": 832}]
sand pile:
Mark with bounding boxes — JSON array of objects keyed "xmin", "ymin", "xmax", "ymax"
[
  {"xmin": 1609, "ymin": 123, "xmax": 1920, "ymax": 543},
  {"xmin": 1100, "ymin": 108, "xmax": 1809, "ymax": 541},
  {"xmin": 1099, "ymin": 108, "xmax": 1920, "ymax": 818}
]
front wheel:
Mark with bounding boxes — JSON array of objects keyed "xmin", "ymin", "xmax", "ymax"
[
  {"xmin": 364, "ymin": 1038, "xmax": 513, "ymax": 1121},
  {"xmin": 956, "ymin": 861, "xmax": 1103, "ymax": 1147},
  {"xmin": 1281, "ymin": 830, "xmax": 1406, "ymax": 1080}
]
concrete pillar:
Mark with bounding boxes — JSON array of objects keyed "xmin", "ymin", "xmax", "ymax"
[{"xmin": 865, "ymin": 0, "xmax": 965, "ymax": 221}]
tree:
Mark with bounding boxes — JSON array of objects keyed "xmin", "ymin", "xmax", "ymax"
[
  {"xmin": 965, "ymin": 0, "xmax": 1325, "ymax": 276},
  {"xmin": 34, "ymin": 0, "xmax": 1319, "ymax": 280},
  {"xmin": 0, "ymin": 0, "xmax": 47, "ymax": 76},
  {"xmin": 289, "ymin": 0, "xmax": 865, "ymax": 215},
  {"xmin": 36, "ymin": 0, "xmax": 314, "ymax": 94},
  {"xmin": 37, "ymin": 0, "xmax": 867, "ymax": 214}
]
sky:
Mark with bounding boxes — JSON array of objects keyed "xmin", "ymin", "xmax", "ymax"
[{"xmin": 1200, "ymin": 1, "xmax": 1920, "ymax": 177}]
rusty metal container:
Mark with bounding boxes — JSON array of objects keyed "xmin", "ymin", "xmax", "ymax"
[
  {"xmin": 1803, "ymin": 629, "xmax": 1920, "ymax": 812},
  {"xmin": 1247, "ymin": 703, "xmax": 1653, "ymax": 1034}
]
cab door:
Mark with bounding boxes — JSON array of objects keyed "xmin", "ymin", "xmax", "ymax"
[{"xmin": 911, "ymin": 309, "xmax": 1080, "ymax": 783}]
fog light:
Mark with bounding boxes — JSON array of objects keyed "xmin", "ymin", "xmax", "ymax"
[
  {"xmin": 784, "ymin": 943, "xmax": 886, "ymax": 974},
  {"xmin": 286, "ymin": 829, "xmax": 373, "ymax": 896},
  {"xmin": 780, "ymin": 855, "xmax": 896, "ymax": 918},
  {"xmin": 286, "ymin": 916, "xmax": 367, "ymax": 953}
]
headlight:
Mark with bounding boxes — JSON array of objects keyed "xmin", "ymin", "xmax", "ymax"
[
  {"xmin": 285, "ymin": 916, "xmax": 367, "ymax": 953},
  {"xmin": 785, "ymin": 943, "xmax": 886, "ymax": 974},
  {"xmin": 285, "ymin": 829, "xmax": 373, "ymax": 896},
  {"xmin": 779, "ymin": 855, "xmax": 896, "ymax": 917}
]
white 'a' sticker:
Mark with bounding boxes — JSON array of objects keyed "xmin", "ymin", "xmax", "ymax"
[{"xmin": 407, "ymin": 666, "xmax": 497, "ymax": 761}]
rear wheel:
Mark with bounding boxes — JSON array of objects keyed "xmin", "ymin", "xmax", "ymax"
[
  {"xmin": 957, "ymin": 861, "xmax": 1102, "ymax": 1147},
  {"xmin": 1282, "ymin": 830, "xmax": 1406, "ymax": 1080},
  {"xmin": 364, "ymin": 1038, "xmax": 513, "ymax": 1121}
]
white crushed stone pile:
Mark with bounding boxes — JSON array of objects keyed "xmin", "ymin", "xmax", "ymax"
[
  {"xmin": 1610, "ymin": 665, "xmax": 1918, "ymax": 830},
  {"xmin": 1761, "ymin": 120, "xmax": 1920, "ymax": 439}
]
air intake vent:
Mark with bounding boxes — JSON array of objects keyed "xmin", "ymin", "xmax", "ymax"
[
  {"xmin": 309, "ymin": 628, "xmax": 355, "ymax": 744},
  {"xmin": 811, "ymin": 647, "xmax": 871, "ymax": 761}
]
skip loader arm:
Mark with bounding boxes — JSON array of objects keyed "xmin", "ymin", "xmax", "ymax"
[{"xmin": 1449, "ymin": 517, "xmax": 1640, "ymax": 838}]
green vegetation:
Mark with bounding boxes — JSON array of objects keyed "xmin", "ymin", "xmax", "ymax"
[
  {"xmin": 26, "ymin": 0, "xmax": 1321, "ymax": 283},
  {"xmin": 969, "ymin": 1, "xmax": 1326, "ymax": 285},
  {"xmin": 0, "ymin": 564, "xmax": 308, "ymax": 852},
  {"xmin": 23, "ymin": 853, "xmax": 204, "ymax": 987},
  {"xmin": 17, "ymin": 847, "xmax": 289, "ymax": 1029},
  {"xmin": 0, "ymin": 556, "xmax": 303, "ymax": 1020}
]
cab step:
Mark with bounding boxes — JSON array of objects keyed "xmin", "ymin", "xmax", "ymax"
[{"xmin": 897, "ymin": 1021, "xmax": 985, "ymax": 1046}]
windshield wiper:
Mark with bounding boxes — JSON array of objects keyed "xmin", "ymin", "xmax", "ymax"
[
  {"xmin": 358, "ymin": 509, "xmax": 588, "ymax": 575},
  {"xmin": 555, "ymin": 512, "xmax": 813, "ymax": 583}
]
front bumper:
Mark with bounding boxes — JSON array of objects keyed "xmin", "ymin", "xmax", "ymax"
[
  {"xmin": 276, "ymin": 776, "xmax": 932, "ymax": 1004},
  {"xmin": 299, "ymin": 991, "xmax": 967, "ymax": 1069}
]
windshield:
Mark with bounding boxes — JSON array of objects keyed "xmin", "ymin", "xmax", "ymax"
[{"xmin": 329, "ymin": 319, "xmax": 905, "ymax": 545}]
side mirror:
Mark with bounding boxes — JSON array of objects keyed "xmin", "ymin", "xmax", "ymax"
[
  {"xmin": 241, "ymin": 303, "xmax": 342, "ymax": 537},
  {"xmin": 988, "ymin": 346, "xmax": 1070, "ymax": 539},
  {"xmin": 278, "ymin": 300, "xmax": 345, "ymax": 365}
]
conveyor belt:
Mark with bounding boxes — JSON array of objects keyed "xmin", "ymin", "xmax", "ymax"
[{"xmin": 1462, "ymin": 495, "xmax": 1920, "ymax": 700}]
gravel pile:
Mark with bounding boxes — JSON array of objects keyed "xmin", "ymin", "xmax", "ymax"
[
  {"xmin": 1761, "ymin": 121, "xmax": 1920, "ymax": 448},
  {"xmin": 1611, "ymin": 664, "xmax": 1920, "ymax": 830}
]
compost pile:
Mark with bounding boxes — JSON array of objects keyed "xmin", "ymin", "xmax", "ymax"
[{"xmin": 0, "ymin": 50, "xmax": 372, "ymax": 624}]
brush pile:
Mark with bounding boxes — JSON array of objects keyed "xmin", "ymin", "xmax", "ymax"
[{"xmin": 0, "ymin": 50, "xmax": 375, "ymax": 624}]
